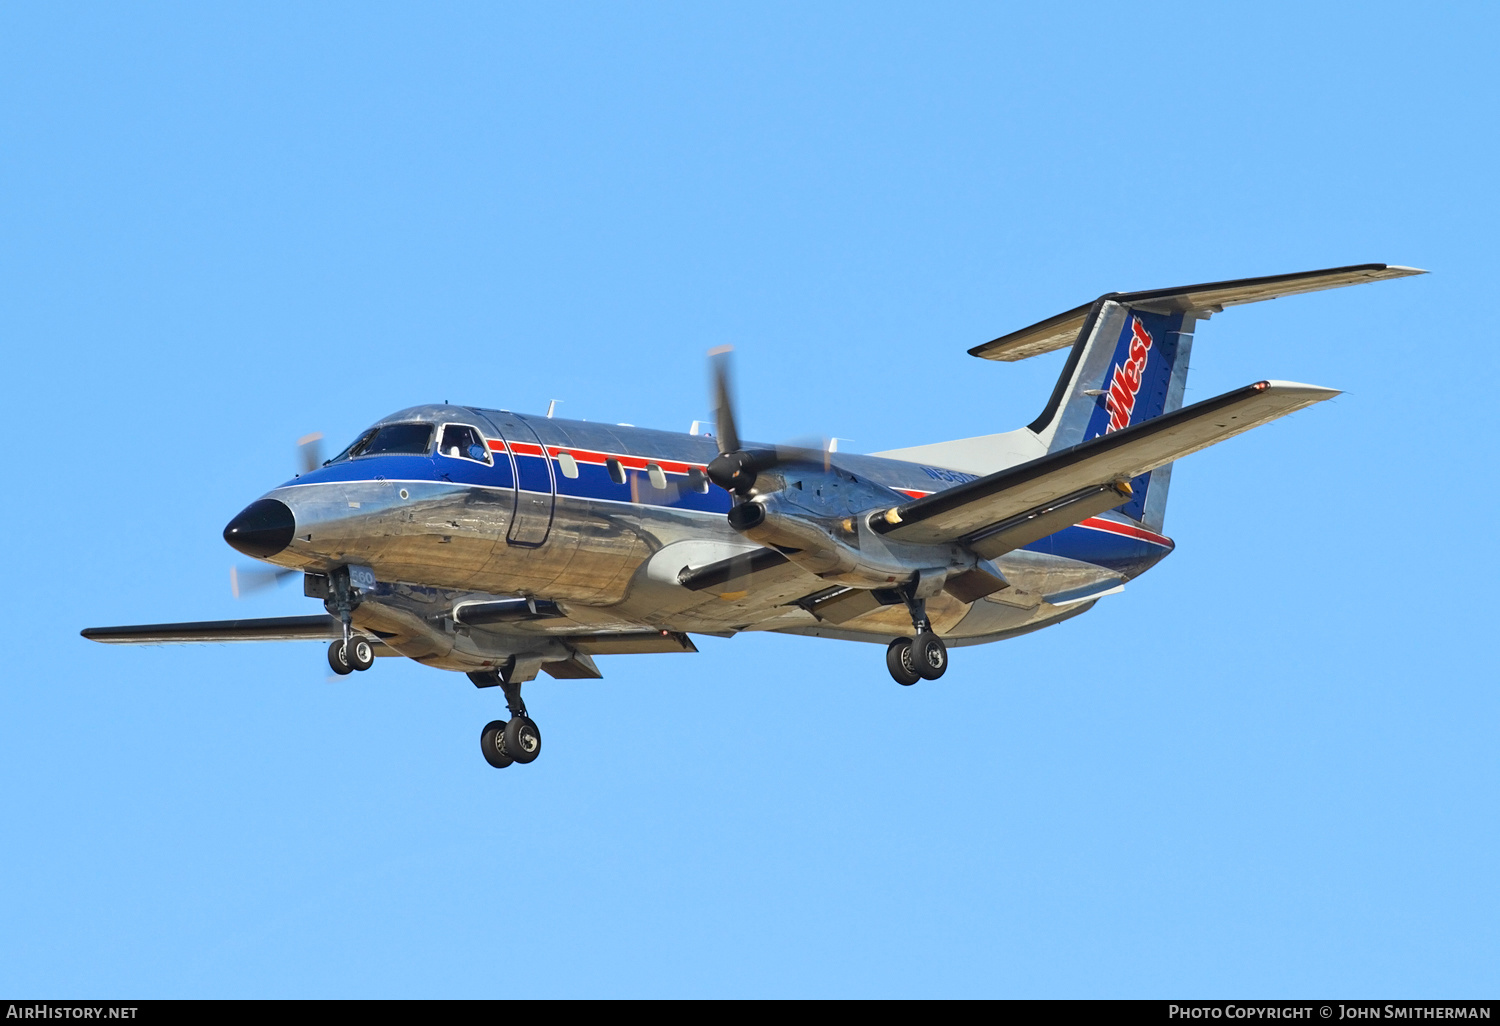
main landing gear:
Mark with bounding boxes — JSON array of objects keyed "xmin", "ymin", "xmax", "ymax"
[
  {"xmin": 327, "ymin": 637, "xmax": 375, "ymax": 675},
  {"xmin": 469, "ymin": 671, "xmax": 542, "ymax": 769},
  {"xmin": 886, "ymin": 588, "xmax": 948, "ymax": 686}
]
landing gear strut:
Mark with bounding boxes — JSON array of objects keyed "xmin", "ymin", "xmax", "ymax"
[
  {"xmin": 324, "ymin": 565, "xmax": 374, "ymax": 675},
  {"xmin": 887, "ymin": 585, "xmax": 948, "ymax": 685},
  {"xmin": 469, "ymin": 669, "xmax": 543, "ymax": 769}
]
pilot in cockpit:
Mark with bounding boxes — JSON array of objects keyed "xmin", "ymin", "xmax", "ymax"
[{"xmin": 439, "ymin": 424, "xmax": 492, "ymax": 464}]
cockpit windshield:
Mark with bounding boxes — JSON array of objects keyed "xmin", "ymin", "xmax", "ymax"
[
  {"xmin": 357, "ymin": 423, "xmax": 435, "ymax": 457},
  {"xmin": 327, "ymin": 423, "xmax": 435, "ymax": 463}
]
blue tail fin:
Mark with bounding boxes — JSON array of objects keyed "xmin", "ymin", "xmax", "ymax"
[
  {"xmin": 1026, "ymin": 301, "xmax": 1195, "ymax": 531},
  {"xmin": 1078, "ymin": 307, "xmax": 1193, "ymax": 527}
]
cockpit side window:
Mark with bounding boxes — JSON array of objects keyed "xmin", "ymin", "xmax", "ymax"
[
  {"xmin": 356, "ymin": 423, "xmax": 435, "ymax": 457},
  {"xmin": 438, "ymin": 424, "xmax": 493, "ymax": 465}
]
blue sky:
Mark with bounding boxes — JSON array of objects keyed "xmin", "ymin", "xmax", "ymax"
[{"xmin": 2, "ymin": 1, "xmax": 1496, "ymax": 997}]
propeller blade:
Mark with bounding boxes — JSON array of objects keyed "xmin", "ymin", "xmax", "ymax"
[
  {"xmin": 702, "ymin": 348, "xmax": 838, "ymax": 496},
  {"xmin": 297, "ymin": 432, "xmax": 325, "ymax": 474},
  {"xmin": 708, "ymin": 346, "xmax": 740, "ymax": 455},
  {"xmin": 776, "ymin": 437, "xmax": 835, "ymax": 471},
  {"xmin": 231, "ymin": 564, "xmax": 297, "ymax": 599}
]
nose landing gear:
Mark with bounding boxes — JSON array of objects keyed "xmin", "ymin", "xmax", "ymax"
[
  {"xmin": 323, "ymin": 565, "xmax": 375, "ymax": 675},
  {"xmin": 327, "ymin": 637, "xmax": 375, "ymax": 675}
]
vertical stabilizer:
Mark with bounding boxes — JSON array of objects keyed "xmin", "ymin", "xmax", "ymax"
[
  {"xmin": 972, "ymin": 265, "xmax": 1424, "ymax": 532},
  {"xmin": 1027, "ymin": 300, "xmax": 1195, "ymax": 531},
  {"xmin": 883, "ymin": 266, "xmax": 1423, "ymax": 533}
]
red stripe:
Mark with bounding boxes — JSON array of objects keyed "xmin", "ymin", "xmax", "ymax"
[
  {"xmin": 482, "ymin": 442, "xmax": 1170, "ymax": 545},
  {"xmin": 489, "ymin": 440, "xmax": 710, "ymax": 476},
  {"xmin": 1078, "ymin": 516, "xmax": 1173, "ymax": 547}
]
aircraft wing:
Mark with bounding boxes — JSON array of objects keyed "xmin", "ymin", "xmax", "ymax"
[
  {"xmin": 81, "ymin": 614, "xmax": 359, "ymax": 645},
  {"xmin": 81, "ymin": 614, "xmax": 701, "ymax": 654},
  {"xmin": 873, "ymin": 380, "xmax": 1337, "ymax": 550}
]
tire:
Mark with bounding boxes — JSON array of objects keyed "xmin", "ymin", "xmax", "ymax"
[
  {"xmin": 886, "ymin": 637, "xmax": 921, "ymax": 686},
  {"xmin": 327, "ymin": 639, "xmax": 354, "ymax": 676},
  {"xmin": 503, "ymin": 716, "xmax": 542, "ymax": 764},
  {"xmin": 346, "ymin": 637, "xmax": 375, "ymax": 671},
  {"xmin": 480, "ymin": 719, "xmax": 514, "ymax": 769},
  {"xmin": 913, "ymin": 632, "xmax": 947, "ymax": 680}
]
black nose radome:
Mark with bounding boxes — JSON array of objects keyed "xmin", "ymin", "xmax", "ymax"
[{"xmin": 223, "ymin": 499, "xmax": 295, "ymax": 558}]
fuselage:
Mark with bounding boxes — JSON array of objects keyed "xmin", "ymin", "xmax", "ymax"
[{"xmin": 227, "ymin": 404, "xmax": 1174, "ymax": 671}]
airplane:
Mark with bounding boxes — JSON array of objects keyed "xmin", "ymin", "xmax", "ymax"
[{"xmin": 83, "ymin": 264, "xmax": 1423, "ymax": 769}]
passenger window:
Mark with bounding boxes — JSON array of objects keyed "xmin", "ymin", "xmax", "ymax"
[
  {"xmin": 647, "ymin": 463, "xmax": 667, "ymax": 490},
  {"xmin": 359, "ymin": 423, "xmax": 434, "ymax": 456},
  {"xmin": 556, "ymin": 452, "xmax": 580, "ymax": 479},
  {"xmin": 685, "ymin": 467, "xmax": 710, "ymax": 494},
  {"xmin": 606, "ymin": 458, "xmax": 626, "ymax": 485},
  {"xmin": 438, "ymin": 425, "xmax": 492, "ymax": 465}
]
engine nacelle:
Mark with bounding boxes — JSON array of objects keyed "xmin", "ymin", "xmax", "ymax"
[{"xmin": 727, "ymin": 494, "xmax": 999, "ymax": 595}]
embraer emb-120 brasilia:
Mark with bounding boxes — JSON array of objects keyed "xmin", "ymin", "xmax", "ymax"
[{"xmin": 85, "ymin": 265, "xmax": 1422, "ymax": 769}]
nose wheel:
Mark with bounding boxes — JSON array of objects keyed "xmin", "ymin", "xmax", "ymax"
[
  {"xmin": 324, "ymin": 567, "xmax": 374, "ymax": 675},
  {"xmin": 327, "ymin": 637, "xmax": 375, "ymax": 675}
]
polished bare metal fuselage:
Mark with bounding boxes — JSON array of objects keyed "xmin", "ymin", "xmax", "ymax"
[{"xmin": 252, "ymin": 404, "xmax": 1166, "ymax": 673}]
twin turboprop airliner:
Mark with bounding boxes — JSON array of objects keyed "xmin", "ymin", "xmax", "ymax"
[{"xmin": 83, "ymin": 264, "xmax": 1422, "ymax": 768}]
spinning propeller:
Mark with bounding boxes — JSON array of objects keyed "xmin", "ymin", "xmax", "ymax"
[
  {"xmin": 230, "ymin": 430, "xmax": 323, "ymax": 598},
  {"xmin": 703, "ymin": 346, "xmax": 828, "ymax": 499},
  {"xmin": 231, "ymin": 564, "xmax": 296, "ymax": 598},
  {"xmin": 297, "ymin": 432, "xmax": 325, "ymax": 474}
]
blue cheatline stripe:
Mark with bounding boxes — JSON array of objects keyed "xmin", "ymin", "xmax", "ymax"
[
  {"xmin": 281, "ymin": 456, "xmax": 1169, "ymax": 573},
  {"xmin": 282, "ymin": 452, "xmax": 734, "ymax": 514}
]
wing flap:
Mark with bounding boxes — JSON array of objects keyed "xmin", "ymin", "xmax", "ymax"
[
  {"xmin": 967, "ymin": 482, "xmax": 1136, "ymax": 558},
  {"xmin": 875, "ymin": 380, "xmax": 1337, "ymax": 544},
  {"xmin": 566, "ymin": 631, "xmax": 698, "ymax": 656}
]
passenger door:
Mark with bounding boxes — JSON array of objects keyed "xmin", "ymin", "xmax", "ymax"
[{"xmin": 474, "ymin": 410, "xmax": 555, "ymax": 547}]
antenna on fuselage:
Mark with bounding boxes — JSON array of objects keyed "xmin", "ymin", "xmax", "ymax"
[{"xmin": 547, "ymin": 399, "xmax": 562, "ymax": 418}]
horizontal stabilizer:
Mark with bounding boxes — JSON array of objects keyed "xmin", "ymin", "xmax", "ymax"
[
  {"xmin": 971, "ymin": 264, "xmax": 1424, "ymax": 362},
  {"xmin": 873, "ymin": 380, "xmax": 1337, "ymax": 546},
  {"xmin": 81, "ymin": 615, "xmax": 367, "ymax": 645},
  {"xmin": 1045, "ymin": 578, "xmax": 1126, "ymax": 607}
]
